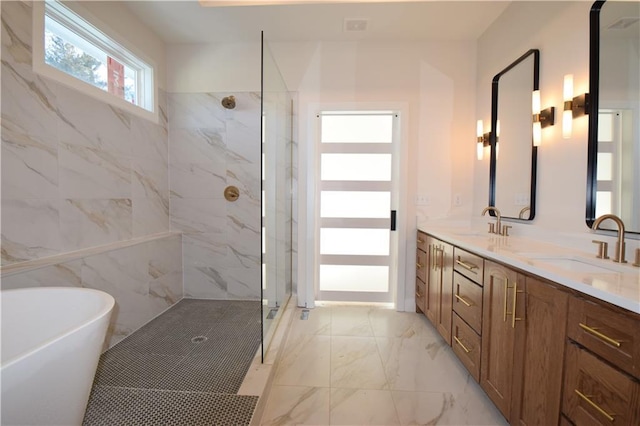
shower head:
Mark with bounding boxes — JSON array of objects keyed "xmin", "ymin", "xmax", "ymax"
[{"xmin": 221, "ymin": 95, "xmax": 236, "ymax": 110}]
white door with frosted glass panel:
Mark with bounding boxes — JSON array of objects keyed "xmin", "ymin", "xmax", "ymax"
[{"xmin": 316, "ymin": 111, "xmax": 398, "ymax": 303}]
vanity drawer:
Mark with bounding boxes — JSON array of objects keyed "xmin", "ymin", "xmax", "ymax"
[
  {"xmin": 562, "ymin": 342, "xmax": 640, "ymax": 426},
  {"xmin": 417, "ymin": 231, "xmax": 428, "ymax": 252},
  {"xmin": 452, "ymin": 272, "xmax": 483, "ymax": 334},
  {"xmin": 416, "ymin": 248, "xmax": 427, "ymax": 284},
  {"xmin": 415, "ymin": 278, "xmax": 426, "ymax": 313},
  {"xmin": 453, "ymin": 247, "xmax": 484, "ymax": 284},
  {"xmin": 452, "ymin": 313, "xmax": 481, "ymax": 382},
  {"xmin": 567, "ymin": 295, "xmax": 640, "ymax": 379}
]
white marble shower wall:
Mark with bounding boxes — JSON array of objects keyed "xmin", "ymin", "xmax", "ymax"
[
  {"xmin": 1, "ymin": 234, "xmax": 183, "ymax": 348},
  {"xmin": 1, "ymin": 1, "xmax": 170, "ymax": 265},
  {"xmin": 168, "ymin": 92, "xmax": 261, "ymax": 300},
  {"xmin": 1, "ymin": 1, "xmax": 182, "ymax": 348}
]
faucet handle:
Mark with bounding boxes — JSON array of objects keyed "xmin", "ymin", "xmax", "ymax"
[
  {"xmin": 487, "ymin": 222, "xmax": 495, "ymax": 234},
  {"xmin": 591, "ymin": 240, "xmax": 609, "ymax": 260},
  {"xmin": 613, "ymin": 242, "xmax": 627, "ymax": 264},
  {"xmin": 501, "ymin": 225, "xmax": 512, "ymax": 236},
  {"xmin": 633, "ymin": 248, "xmax": 640, "ymax": 268}
]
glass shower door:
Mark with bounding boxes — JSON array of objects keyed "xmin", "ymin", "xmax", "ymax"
[{"xmin": 261, "ymin": 33, "xmax": 293, "ymax": 360}]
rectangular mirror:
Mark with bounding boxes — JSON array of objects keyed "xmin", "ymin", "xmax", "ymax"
[
  {"xmin": 587, "ymin": 0, "xmax": 640, "ymax": 234},
  {"xmin": 489, "ymin": 49, "xmax": 539, "ymax": 220}
]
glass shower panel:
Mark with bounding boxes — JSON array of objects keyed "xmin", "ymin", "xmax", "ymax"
[{"xmin": 261, "ymin": 33, "xmax": 293, "ymax": 361}]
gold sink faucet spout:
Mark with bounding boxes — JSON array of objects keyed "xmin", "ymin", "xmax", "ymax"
[
  {"xmin": 481, "ymin": 206, "xmax": 502, "ymax": 235},
  {"xmin": 592, "ymin": 214, "xmax": 627, "ymax": 263}
]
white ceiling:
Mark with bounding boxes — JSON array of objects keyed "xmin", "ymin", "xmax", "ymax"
[{"xmin": 123, "ymin": 1, "xmax": 511, "ymax": 44}]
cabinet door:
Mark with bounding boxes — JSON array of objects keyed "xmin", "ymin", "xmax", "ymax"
[
  {"xmin": 436, "ymin": 241, "xmax": 453, "ymax": 345},
  {"xmin": 426, "ymin": 238, "xmax": 440, "ymax": 325},
  {"xmin": 481, "ymin": 260, "xmax": 520, "ymax": 419},
  {"xmin": 511, "ymin": 276, "xmax": 568, "ymax": 426}
]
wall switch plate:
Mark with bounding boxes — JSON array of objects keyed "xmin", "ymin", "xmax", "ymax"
[
  {"xmin": 415, "ymin": 195, "xmax": 430, "ymax": 206},
  {"xmin": 454, "ymin": 194, "xmax": 462, "ymax": 206}
]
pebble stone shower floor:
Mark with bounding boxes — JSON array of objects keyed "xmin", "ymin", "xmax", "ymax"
[{"xmin": 83, "ymin": 299, "xmax": 262, "ymax": 425}]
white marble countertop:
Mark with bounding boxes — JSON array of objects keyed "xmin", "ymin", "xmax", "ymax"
[{"xmin": 417, "ymin": 223, "xmax": 640, "ymax": 314}]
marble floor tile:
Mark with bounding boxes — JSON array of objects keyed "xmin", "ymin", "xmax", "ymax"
[
  {"xmin": 275, "ymin": 334, "xmax": 331, "ymax": 387},
  {"xmin": 330, "ymin": 388, "xmax": 400, "ymax": 425},
  {"xmin": 261, "ymin": 386, "xmax": 330, "ymax": 426},
  {"xmin": 391, "ymin": 388, "xmax": 507, "ymax": 425},
  {"xmin": 330, "ymin": 336, "xmax": 388, "ymax": 390},
  {"xmin": 330, "ymin": 305, "xmax": 374, "ymax": 337},
  {"xmin": 288, "ymin": 306, "xmax": 332, "ymax": 338},
  {"xmin": 376, "ymin": 335, "xmax": 471, "ymax": 392},
  {"xmin": 259, "ymin": 306, "xmax": 506, "ymax": 426}
]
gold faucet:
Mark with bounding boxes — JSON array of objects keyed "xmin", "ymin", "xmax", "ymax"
[
  {"xmin": 482, "ymin": 206, "xmax": 502, "ymax": 235},
  {"xmin": 592, "ymin": 214, "xmax": 627, "ymax": 263},
  {"xmin": 518, "ymin": 206, "xmax": 530, "ymax": 220}
]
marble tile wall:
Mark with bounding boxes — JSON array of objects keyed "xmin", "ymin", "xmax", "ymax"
[
  {"xmin": 168, "ymin": 92, "xmax": 262, "ymax": 300},
  {"xmin": 1, "ymin": 1, "xmax": 180, "ymax": 348},
  {"xmin": 1, "ymin": 1, "xmax": 170, "ymax": 266},
  {"xmin": 1, "ymin": 234, "xmax": 184, "ymax": 348}
]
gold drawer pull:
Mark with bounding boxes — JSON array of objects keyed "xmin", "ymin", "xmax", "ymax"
[
  {"xmin": 579, "ymin": 323, "xmax": 621, "ymax": 348},
  {"xmin": 416, "ymin": 262, "xmax": 423, "ymax": 269},
  {"xmin": 456, "ymin": 258, "xmax": 478, "ymax": 272},
  {"xmin": 453, "ymin": 336, "xmax": 472, "ymax": 353},
  {"xmin": 455, "ymin": 294, "xmax": 472, "ymax": 307},
  {"xmin": 574, "ymin": 390, "xmax": 615, "ymax": 422},
  {"xmin": 417, "ymin": 238, "xmax": 425, "ymax": 244},
  {"xmin": 415, "ymin": 292, "xmax": 423, "ymax": 299}
]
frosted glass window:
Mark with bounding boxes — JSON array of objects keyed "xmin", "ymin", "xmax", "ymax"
[
  {"xmin": 321, "ymin": 191, "xmax": 390, "ymax": 218},
  {"xmin": 595, "ymin": 191, "xmax": 612, "ymax": 217},
  {"xmin": 320, "ymin": 265, "xmax": 389, "ymax": 292},
  {"xmin": 321, "ymin": 114, "xmax": 393, "ymax": 143},
  {"xmin": 597, "ymin": 153, "xmax": 613, "ymax": 181},
  {"xmin": 598, "ymin": 113, "xmax": 614, "ymax": 142},
  {"xmin": 321, "ymin": 154, "xmax": 391, "ymax": 181},
  {"xmin": 320, "ymin": 228, "xmax": 389, "ymax": 255}
]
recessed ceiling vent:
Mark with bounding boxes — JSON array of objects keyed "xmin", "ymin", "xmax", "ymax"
[
  {"xmin": 344, "ymin": 18, "xmax": 369, "ymax": 32},
  {"xmin": 607, "ymin": 17, "xmax": 639, "ymax": 30}
]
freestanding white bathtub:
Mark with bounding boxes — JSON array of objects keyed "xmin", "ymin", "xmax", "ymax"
[{"xmin": 1, "ymin": 287, "xmax": 115, "ymax": 425}]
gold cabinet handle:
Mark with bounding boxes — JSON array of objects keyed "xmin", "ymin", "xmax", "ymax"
[
  {"xmin": 502, "ymin": 277, "xmax": 509, "ymax": 322},
  {"xmin": 456, "ymin": 258, "xmax": 478, "ymax": 272},
  {"xmin": 455, "ymin": 294, "xmax": 472, "ymax": 307},
  {"xmin": 453, "ymin": 336, "xmax": 472, "ymax": 353},
  {"xmin": 415, "ymin": 292, "xmax": 423, "ymax": 299},
  {"xmin": 417, "ymin": 238, "xmax": 424, "ymax": 244},
  {"xmin": 578, "ymin": 323, "xmax": 622, "ymax": 348},
  {"xmin": 416, "ymin": 262, "xmax": 423, "ymax": 269},
  {"xmin": 574, "ymin": 390, "xmax": 615, "ymax": 422},
  {"xmin": 511, "ymin": 281, "xmax": 523, "ymax": 328}
]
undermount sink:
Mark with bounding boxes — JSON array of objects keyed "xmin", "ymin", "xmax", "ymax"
[{"xmin": 527, "ymin": 256, "xmax": 620, "ymax": 274}]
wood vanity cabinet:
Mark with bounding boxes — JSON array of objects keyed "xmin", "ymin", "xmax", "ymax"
[
  {"xmin": 415, "ymin": 232, "xmax": 428, "ymax": 314},
  {"xmin": 562, "ymin": 295, "xmax": 640, "ymax": 426},
  {"xmin": 423, "ymin": 234, "xmax": 453, "ymax": 345},
  {"xmin": 481, "ymin": 261, "xmax": 568, "ymax": 425}
]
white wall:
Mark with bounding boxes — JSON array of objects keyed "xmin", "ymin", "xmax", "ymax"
[{"xmin": 474, "ymin": 1, "xmax": 592, "ymax": 233}]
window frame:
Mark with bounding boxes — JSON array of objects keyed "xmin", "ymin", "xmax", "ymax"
[{"xmin": 32, "ymin": 0, "xmax": 158, "ymax": 122}]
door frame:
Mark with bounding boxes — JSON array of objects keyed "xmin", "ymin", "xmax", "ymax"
[{"xmin": 297, "ymin": 101, "xmax": 409, "ymax": 310}]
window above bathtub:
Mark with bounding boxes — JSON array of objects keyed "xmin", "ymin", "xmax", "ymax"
[{"xmin": 33, "ymin": 0, "xmax": 157, "ymax": 122}]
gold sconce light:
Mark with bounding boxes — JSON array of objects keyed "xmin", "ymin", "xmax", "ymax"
[
  {"xmin": 562, "ymin": 74, "xmax": 589, "ymax": 139},
  {"xmin": 476, "ymin": 120, "xmax": 491, "ymax": 160},
  {"xmin": 532, "ymin": 90, "xmax": 555, "ymax": 147}
]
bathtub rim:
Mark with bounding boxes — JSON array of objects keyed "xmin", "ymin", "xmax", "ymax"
[{"xmin": 0, "ymin": 286, "xmax": 115, "ymax": 369}]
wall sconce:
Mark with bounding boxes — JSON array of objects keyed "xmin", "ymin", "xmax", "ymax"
[
  {"xmin": 562, "ymin": 74, "xmax": 589, "ymax": 139},
  {"xmin": 532, "ymin": 90, "xmax": 555, "ymax": 146},
  {"xmin": 476, "ymin": 119, "xmax": 491, "ymax": 160}
]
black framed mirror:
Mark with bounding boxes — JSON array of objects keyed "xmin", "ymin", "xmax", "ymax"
[
  {"xmin": 587, "ymin": 1, "xmax": 640, "ymax": 234},
  {"xmin": 489, "ymin": 49, "xmax": 539, "ymax": 221}
]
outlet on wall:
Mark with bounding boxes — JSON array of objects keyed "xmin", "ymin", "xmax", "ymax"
[
  {"xmin": 415, "ymin": 194, "xmax": 430, "ymax": 206},
  {"xmin": 454, "ymin": 194, "xmax": 462, "ymax": 206}
]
